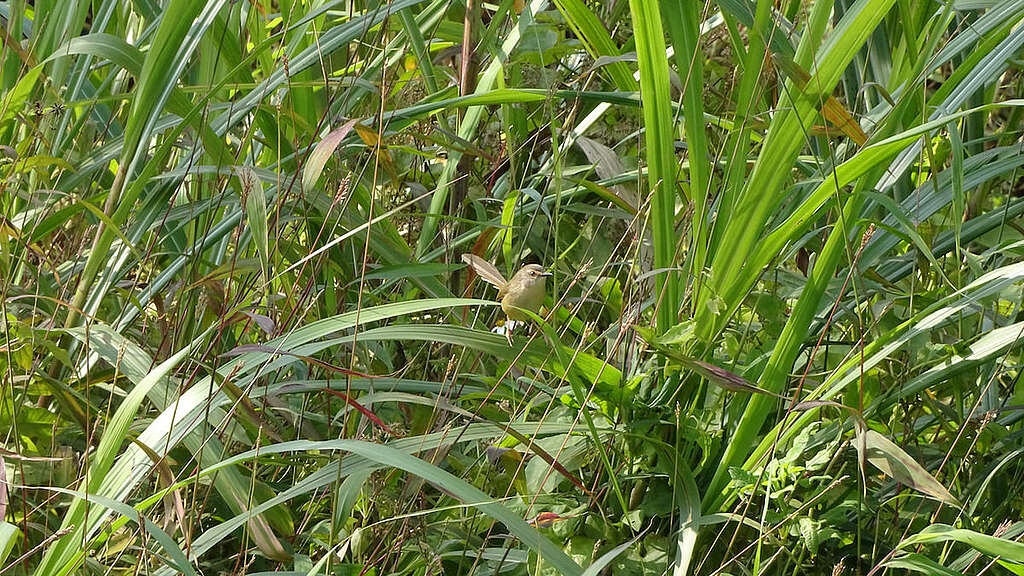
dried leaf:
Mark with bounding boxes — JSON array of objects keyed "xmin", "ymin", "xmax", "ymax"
[
  {"xmin": 771, "ymin": 53, "xmax": 867, "ymax": 145},
  {"xmin": 130, "ymin": 439, "xmax": 186, "ymax": 534},
  {"xmin": 854, "ymin": 429, "xmax": 961, "ymax": 507},
  {"xmin": 240, "ymin": 310, "xmax": 275, "ymax": 335},
  {"xmin": 302, "ymin": 118, "xmax": 359, "ymax": 193}
]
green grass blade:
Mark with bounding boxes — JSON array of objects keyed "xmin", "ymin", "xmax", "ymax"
[{"xmin": 630, "ymin": 0, "xmax": 680, "ymax": 332}]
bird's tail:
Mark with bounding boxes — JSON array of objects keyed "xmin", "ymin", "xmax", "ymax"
[{"xmin": 461, "ymin": 253, "xmax": 507, "ymax": 288}]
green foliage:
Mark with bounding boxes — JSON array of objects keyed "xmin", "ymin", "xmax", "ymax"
[{"xmin": 1, "ymin": 0, "xmax": 1024, "ymax": 575}]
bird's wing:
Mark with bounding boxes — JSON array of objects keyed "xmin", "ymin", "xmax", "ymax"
[{"xmin": 462, "ymin": 254, "xmax": 507, "ymax": 288}]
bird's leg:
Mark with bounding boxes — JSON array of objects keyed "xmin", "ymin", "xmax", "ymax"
[{"xmin": 505, "ymin": 319, "xmax": 514, "ymax": 346}]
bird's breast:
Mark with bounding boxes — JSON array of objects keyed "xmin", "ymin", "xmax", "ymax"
[{"xmin": 501, "ymin": 281, "xmax": 545, "ymax": 320}]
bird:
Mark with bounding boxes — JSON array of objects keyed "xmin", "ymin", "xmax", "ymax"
[{"xmin": 461, "ymin": 254, "xmax": 551, "ymax": 337}]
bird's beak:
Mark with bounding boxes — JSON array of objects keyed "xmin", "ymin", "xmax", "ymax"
[{"xmin": 540, "ymin": 272, "xmax": 552, "ymax": 277}]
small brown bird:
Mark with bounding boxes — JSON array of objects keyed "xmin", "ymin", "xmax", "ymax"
[{"xmin": 462, "ymin": 254, "xmax": 551, "ymax": 324}]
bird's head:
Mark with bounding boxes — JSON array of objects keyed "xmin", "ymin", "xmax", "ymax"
[{"xmin": 516, "ymin": 264, "xmax": 551, "ymax": 286}]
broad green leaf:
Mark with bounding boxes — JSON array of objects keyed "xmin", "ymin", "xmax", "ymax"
[
  {"xmin": 673, "ymin": 462, "xmax": 701, "ymax": 576},
  {"xmin": 898, "ymin": 524, "xmax": 1024, "ymax": 565},
  {"xmin": 0, "ymin": 64, "xmax": 41, "ymax": 128},
  {"xmin": 238, "ymin": 165, "xmax": 270, "ymax": 284},
  {"xmin": 552, "ymin": 0, "xmax": 636, "ymax": 91},
  {"xmin": 45, "ymin": 33, "xmax": 144, "ymax": 74},
  {"xmin": 0, "ymin": 522, "xmax": 17, "ymax": 566}
]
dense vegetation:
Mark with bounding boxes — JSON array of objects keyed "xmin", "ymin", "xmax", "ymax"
[{"xmin": 2, "ymin": 0, "xmax": 1024, "ymax": 574}]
